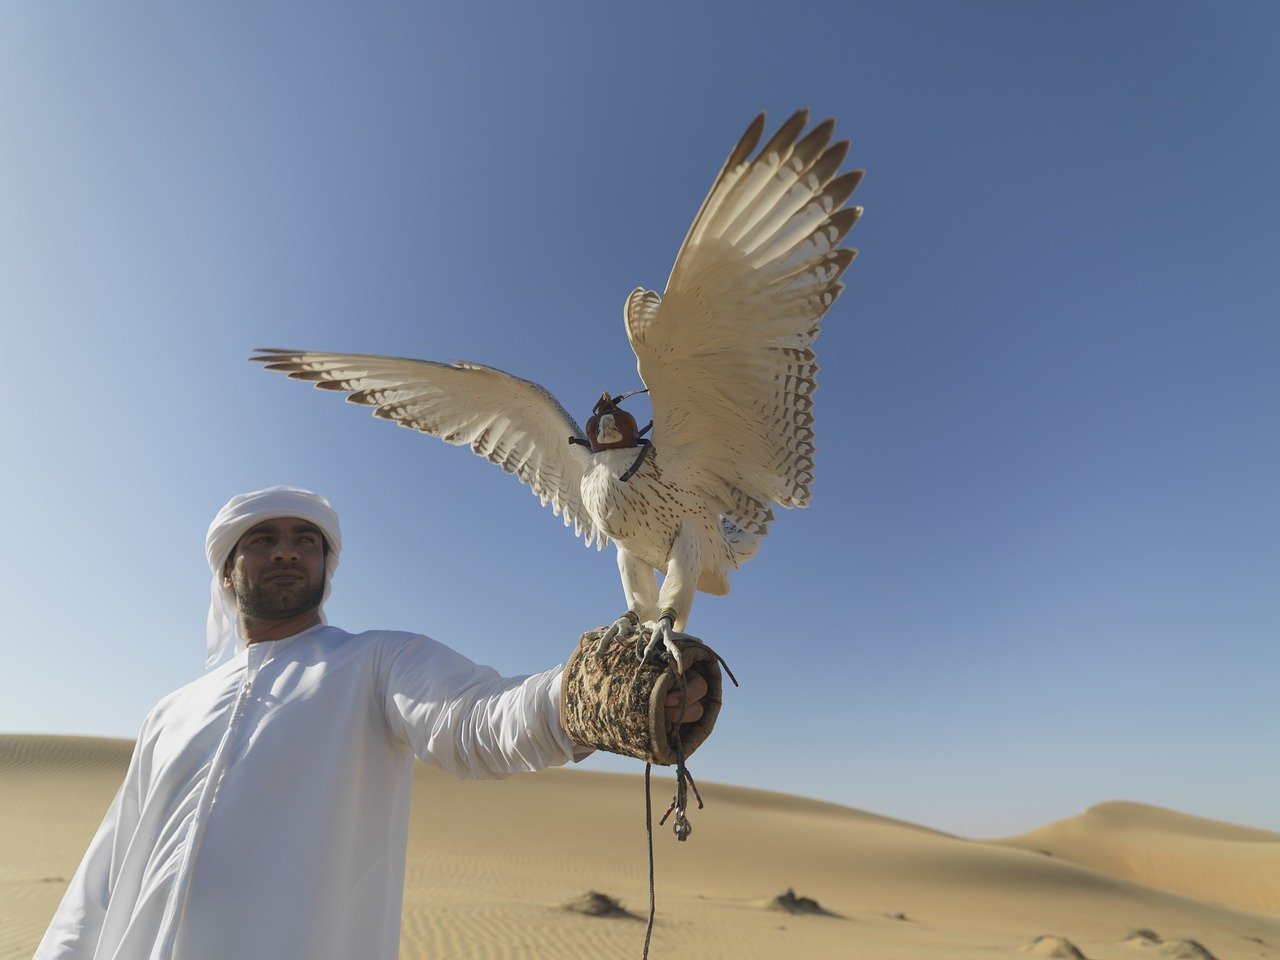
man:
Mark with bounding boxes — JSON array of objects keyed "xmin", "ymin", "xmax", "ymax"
[{"xmin": 37, "ymin": 486, "xmax": 708, "ymax": 960}]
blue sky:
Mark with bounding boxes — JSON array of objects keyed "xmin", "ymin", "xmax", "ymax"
[{"xmin": 2, "ymin": 2, "xmax": 1276, "ymax": 838}]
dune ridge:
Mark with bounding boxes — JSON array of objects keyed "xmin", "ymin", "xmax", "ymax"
[
  {"xmin": 1000, "ymin": 801, "xmax": 1280, "ymax": 915},
  {"xmin": 3, "ymin": 734, "xmax": 1278, "ymax": 960}
]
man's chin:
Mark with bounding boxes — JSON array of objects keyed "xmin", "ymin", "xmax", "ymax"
[
  {"xmin": 260, "ymin": 604, "xmax": 318, "ymax": 621},
  {"xmin": 240, "ymin": 589, "xmax": 323, "ymax": 622}
]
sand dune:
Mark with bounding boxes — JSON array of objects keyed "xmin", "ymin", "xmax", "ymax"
[
  {"xmin": 3, "ymin": 734, "xmax": 1278, "ymax": 960},
  {"xmin": 1000, "ymin": 801, "xmax": 1280, "ymax": 915}
]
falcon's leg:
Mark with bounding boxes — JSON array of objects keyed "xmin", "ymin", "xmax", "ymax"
[
  {"xmin": 642, "ymin": 522, "xmax": 700, "ymax": 674},
  {"xmin": 597, "ymin": 546, "xmax": 659, "ymax": 656}
]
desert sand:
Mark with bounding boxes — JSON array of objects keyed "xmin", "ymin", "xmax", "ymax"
[
  {"xmin": 3, "ymin": 733, "xmax": 1277, "ymax": 960},
  {"xmin": 1000, "ymin": 801, "xmax": 1280, "ymax": 917}
]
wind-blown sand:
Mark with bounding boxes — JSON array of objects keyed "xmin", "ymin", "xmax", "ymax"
[{"xmin": 3, "ymin": 734, "xmax": 1277, "ymax": 960}]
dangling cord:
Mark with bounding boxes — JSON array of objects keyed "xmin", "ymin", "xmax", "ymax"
[
  {"xmin": 643, "ymin": 673, "xmax": 691, "ymax": 960},
  {"xmin": 658, "ymin": 672, "xmax": 703, "ymax": 839},
  {"xmin": 643, "ymin": 762, "xmax": 656, "ymax": 959},
  {"xmin": 642, "ymin": 656, "xmax": 740, "ymax": 958}
]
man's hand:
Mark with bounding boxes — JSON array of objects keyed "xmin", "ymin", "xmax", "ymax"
[{"xmin": 664, "ymin": 670, "xmax": 708, "ymax": 730}]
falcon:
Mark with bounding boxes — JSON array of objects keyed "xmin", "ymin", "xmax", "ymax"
[{"xmin": 253, "ymin": 109, "xmax": 862, "ymax": 670}]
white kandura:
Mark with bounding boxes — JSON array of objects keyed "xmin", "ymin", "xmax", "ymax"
[{"xmin": 35, "ymin": 624, "xmax": 581, "ymax": 960}]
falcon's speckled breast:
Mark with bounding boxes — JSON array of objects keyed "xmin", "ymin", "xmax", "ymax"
[{"xmin": 581, "ymin": 446, "xmax": 736, "ymax": 595}]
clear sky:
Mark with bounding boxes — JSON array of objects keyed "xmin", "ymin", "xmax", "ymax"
[{"xmin": 2, "ymin": 2, "xmax": 1276, "ymax": 839}]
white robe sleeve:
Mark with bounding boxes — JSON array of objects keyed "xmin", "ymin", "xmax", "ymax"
[
  {"xmin": 35, "ymin": 727, "xmax": 145, "ymax": 959},
  {"xmin": 379, "ymin": 634, "xmax": 582, "ymax": 779}
]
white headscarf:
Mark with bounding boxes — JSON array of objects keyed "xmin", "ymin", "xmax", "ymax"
[{"xmin": 204, "ymin": 486, "xmax": 342, "ymax": 668}]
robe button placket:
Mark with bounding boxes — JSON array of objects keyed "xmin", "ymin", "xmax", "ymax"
[{"xmin": 154, "ymin": 644, "xmax": 266, "ymax": 959}]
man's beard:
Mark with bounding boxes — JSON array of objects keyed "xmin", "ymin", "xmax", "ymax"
[{"xmin": 232, "ymin": 571, "xmax": 324, "ymax": 621}]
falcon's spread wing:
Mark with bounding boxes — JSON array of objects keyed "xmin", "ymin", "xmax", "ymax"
[
  {"xmin": 625, "ymin": 110, "xmax": 861, "ymax": 523},
  {"xmin": 251, "ymin": 349, "xmax": 606, "ymax": 548}
]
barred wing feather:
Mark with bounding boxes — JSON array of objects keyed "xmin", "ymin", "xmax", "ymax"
[
  {"xmin": 251, "ymin": 349, "xmax": 606, "ymax": 548},
  {"xmin": 625, "ymin": 109, "xmax": 861, "ymax": 514}
]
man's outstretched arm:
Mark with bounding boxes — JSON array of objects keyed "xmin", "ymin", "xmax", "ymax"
[
  {"xmin": 379, "ymin": 631, "xmax": 710, "ymax": 780},
  {"xmin": 379, "ymin": 633, "xmax": 585, "ymax": 779}
]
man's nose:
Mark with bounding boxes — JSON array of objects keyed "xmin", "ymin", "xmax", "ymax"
[{"xmin": 271, "ymin": 541, "xmax": 301, "ymax": 561}]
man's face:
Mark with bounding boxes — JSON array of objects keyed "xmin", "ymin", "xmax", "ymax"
[{"xmin": 223, "ymin": 517, "xmax": 327, "ymax": 622}]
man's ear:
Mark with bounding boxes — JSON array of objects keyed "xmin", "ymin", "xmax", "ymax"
[{"xmin": 222, "ymin": 554, "xmax": 235, "ymax": 588}]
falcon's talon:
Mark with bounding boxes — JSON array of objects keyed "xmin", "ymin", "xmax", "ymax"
[
  {"xmin": 639, "ymin": 619, "xmax": 689, "ymax": 675},
  {"xmin": 597, "ymin": 612, "xmax": 640, "ymax": 657}
]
